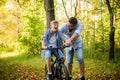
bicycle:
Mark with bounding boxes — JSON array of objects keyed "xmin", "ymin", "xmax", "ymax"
[{"xmin": 44, "ymin": 46, "xmax": 69, "ymax": 80}]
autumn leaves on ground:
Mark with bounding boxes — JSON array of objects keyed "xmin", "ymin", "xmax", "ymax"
[{"xmin": 0, "ymin": 52, "xmax": 120, "ymax": 80}]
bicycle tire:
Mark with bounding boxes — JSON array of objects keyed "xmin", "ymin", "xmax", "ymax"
[
  {"xmin": 57, "ymin": 63, "xmax": 69, "ymax": 80},
  {"xmin": 45, "ymin": 64, "xmax": 47, "ymax": 80}
]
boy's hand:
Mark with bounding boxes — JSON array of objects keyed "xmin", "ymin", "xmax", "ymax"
[{"xmin": 42, "ymin": 46, "xmax": 47, "ymax": 50}]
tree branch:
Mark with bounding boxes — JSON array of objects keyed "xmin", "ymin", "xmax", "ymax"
[
  {"xmin": 16, "ymin": 0, "xmax": 21, "ymax": 8},
  {"xmin": 62, "ymin": 0, "xmax": 69, "ymax": 19}
]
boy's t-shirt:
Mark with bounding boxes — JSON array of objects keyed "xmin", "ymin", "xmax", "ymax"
[
  {"xmin": 41, "ymin": 29, "xmax": 67, "ymax": 57},
  {"xmin": 42, "ymin": 29, "xmax": 67, "ymax": 48},
  {"xmin": 48, "ymin": 33, "xmax": 57, "ymax": 48}
]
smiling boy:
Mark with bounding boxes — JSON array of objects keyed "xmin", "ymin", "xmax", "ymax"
[{"xmin": 41, "ymin": 20, "xmax": 70, "ymax": 80}]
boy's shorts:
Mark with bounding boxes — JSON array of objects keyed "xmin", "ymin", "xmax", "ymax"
[{"xmin": 45, "ymin": 49, "xmax": 64, "ymax": 59}]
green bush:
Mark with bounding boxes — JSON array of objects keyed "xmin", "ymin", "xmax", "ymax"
[
  {"xmin": 0, "ymin": 42, "xmax": 14, "ymax": 53},
  {"xmin": 17, "ymin": 15, "xmax": 45, "ymax": 55}
]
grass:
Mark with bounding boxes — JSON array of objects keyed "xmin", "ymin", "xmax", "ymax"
[
  {"xmin": 0, "ymin": 52, "xmax": 45, "ymax": 80},
  {"xmin": 0, "ymin": 51, "xmax": 120, "ymax": 80}
]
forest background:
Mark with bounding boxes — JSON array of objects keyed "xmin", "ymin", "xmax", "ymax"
[{"xmin": 0, "ymin": 0, "xmax": 120, "ymax": 80}]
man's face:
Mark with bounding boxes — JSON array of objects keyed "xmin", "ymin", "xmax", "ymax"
[
  {"xmin": 68, "ymin": 22, "xmax": 76, "ymax": 30},
  {"xmin": 51, "ymin": 23, "xmax": 58, "ymax": 32}
]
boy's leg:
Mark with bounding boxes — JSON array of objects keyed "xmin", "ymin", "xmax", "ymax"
[
  {"xmin": 46, "ymin": 58, "xmax": 52, "ymax": 73},
  {"xmin": 46, "ymin": 58, "xmax": 52, "ymax": 80},
  {"xmin": 45, "ymin": 50, "xmax": 52, "ymax": 80}
]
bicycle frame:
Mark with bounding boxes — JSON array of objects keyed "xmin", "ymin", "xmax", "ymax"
[{"xmin": 44, "ymin": 46, "xmax": 69, "ymax": 80}]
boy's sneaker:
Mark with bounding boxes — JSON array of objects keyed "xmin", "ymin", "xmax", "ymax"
[
  {"xmin": 47, "ymin": 74, "xmax": 52, "ymax": 80},
  {"xmin": 80, "ymin": 76, "xmax": 85, "ymax": 80}
]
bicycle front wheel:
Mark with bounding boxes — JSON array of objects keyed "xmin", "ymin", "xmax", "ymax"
[
  {"xmin": 58, "ymin": 63, "xmax": 69, "ymax": 80},
  {"xmin": 45, "ymin": 63, "xmax": 55, "ymax": 80},
  {"xmin": 45, "ymin": 64, "xmax": 48, "ymax": 80}
]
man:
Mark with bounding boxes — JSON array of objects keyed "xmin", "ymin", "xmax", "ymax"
[{"xmin": 60, "ymin": 17, "xmax": 85, "ymax": 80}]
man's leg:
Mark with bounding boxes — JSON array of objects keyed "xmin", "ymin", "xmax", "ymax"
[
  {"xmin": 66, "ymin": 48, "xmax": 74, "ymax": 79},
  {"xmin": 79, "ymin": 62, "xmax": 85, "ymax": 77},
  {"xmin": 76, "ymin": 47, "xmax": 85, "ymax": 80},
  {"xmin": 67, "ymin": 64, "xmax": 72, "ymax": 75}
]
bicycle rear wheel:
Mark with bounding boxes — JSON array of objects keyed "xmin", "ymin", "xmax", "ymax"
[{"xmin": 58, "ymin": 63, "xmax": 69, "ymax": 80}]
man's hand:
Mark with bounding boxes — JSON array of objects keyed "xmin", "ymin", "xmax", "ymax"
[{"xmin": 65, "ymin": 39, "xmax": 72, "ymax": 47}]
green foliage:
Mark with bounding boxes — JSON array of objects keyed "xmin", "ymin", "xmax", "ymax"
[
  {"xmin": 17, "ymin": 0, "xmax": 45, "ymax": 55},
  {"xmin": 0, "ymin": 0, "xmax": 6, "ymax": 6},
  {"xmin": 0, "ymin": 42, "xmax": 14, "ymax": 53},
  {"xmin": 0, "ymin": 5, "xmax": 17, "ymax": 53},
  {"xmin": 0, "ymin": 0, "xmax": 46, "ymax": 54},
  {"xmin": 0, "ymin": 0, "xmax": 120, "ymax": 79},
  {"xmin": 0, "ymin": 0, "xmax": 119, "ymax": 60}
]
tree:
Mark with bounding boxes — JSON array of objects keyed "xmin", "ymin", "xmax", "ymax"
[
  {"xmin": 44, "ymin": 0, "xmax": 55, "ymax": 28},
  {"xmin": 106, "ymin": 0, "xmax": 115, "ymax": 60}
]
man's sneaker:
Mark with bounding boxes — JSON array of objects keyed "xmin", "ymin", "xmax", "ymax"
[
  {"xmin": 47, "ymin": 74, "xmax": 52, "ymax": 80},
  {"xmin": 80, "ymin": 76, "xmax": 85, "ymax": 80},
  {"xmin": 69, "ymin": 76, "xmax": 72, "ymax": 80}
]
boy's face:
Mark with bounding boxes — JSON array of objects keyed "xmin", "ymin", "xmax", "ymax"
[{"xmin": 50, "ymin": 23, "xmax": 58, "ymax": 32}]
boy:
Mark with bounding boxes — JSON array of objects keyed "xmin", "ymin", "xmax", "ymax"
[{"xmin": 41, "ymin": 20, "xmax": 70, "ymax": 80}]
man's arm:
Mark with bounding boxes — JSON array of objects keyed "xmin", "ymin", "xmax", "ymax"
[
  {"xmin": 69, "ymin": 33, "xmax": 79, "ymax": 42},
  {"xmin": 66, "ymin": 33, "xmax": 79, "ymax": 44},
  {"xmin": 69, "ymin": 21, "xmax": 83, "ymax": 43}
]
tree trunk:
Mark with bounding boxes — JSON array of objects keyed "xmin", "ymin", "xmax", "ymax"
[
  {"xmin": 16, "ymin": 0, "xmax": 21, "ymax": 37},
  {"xmin": 106, "ymin": 0, "xmax": 115, "ymax": 60},
  {"xmin": 44, "ymin": 0, "xmax": 55, "ymax": 28},
  {"xmin": 101, "ymin": 0, "xmax": 105, "ymax": 53}
]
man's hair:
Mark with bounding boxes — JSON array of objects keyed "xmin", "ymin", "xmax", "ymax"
[
  {"xmin": 69, "ymin": 17, "xmax": 77, "ymax": 25},
  {"xmin": 50, "ymin": 20, "xmax": 58, "ymax": 25}
]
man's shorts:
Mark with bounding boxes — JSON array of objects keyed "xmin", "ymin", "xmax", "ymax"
[{"xmin": 66, "ymin": 47, "xmax": 84, "ymax": 64}]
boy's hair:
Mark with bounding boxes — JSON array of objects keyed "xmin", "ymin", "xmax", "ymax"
[
  {"xmin": 69, "ymin": 17, "xmax": 77, "ymax": 25},
  {"xmin": 50, "ymin": 20, "xmax": 59, "ymax": 25}
]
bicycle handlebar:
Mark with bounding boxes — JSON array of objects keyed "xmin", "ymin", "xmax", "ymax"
[{"xmin": 42, "ymin": 45, "xmax": 67, "ymax": 50}]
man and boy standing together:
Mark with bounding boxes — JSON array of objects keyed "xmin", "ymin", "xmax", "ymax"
[{"xmin": 42, "ymin": 17, "xmax": 85, "ymax": 80}]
